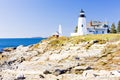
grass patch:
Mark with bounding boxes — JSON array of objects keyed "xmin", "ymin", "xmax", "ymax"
[
  {"xmin": 48, "ymin": 36, "xmax": 69, "ymax": 48},
  {"xmin": 69, "ymin": 36, "xmax": 85, "ymax": 44},
  {"xmin": 47, "ymin": 34, "xmax": 120, "ymax": 49},
  {"xmin": 70, "ymin": 34, "xmax": 120, "ymax": 43}
]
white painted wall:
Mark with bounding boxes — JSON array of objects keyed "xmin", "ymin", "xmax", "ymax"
[
  {"xmin": 87, "ymin": 28, "xmax": 108, "ymax": 34},
  {"xmin": 77, "ymin": 17, "xmax": 88, "ymax": 35}
]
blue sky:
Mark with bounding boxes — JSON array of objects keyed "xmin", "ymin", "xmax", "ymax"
[{"xmin": 0, "ymin": 0, "xmax": 120, "ymax": 38}]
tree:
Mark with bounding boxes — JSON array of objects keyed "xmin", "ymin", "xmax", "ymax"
[
  {"xmin": 107, "ymin": 28, "xmax": 110, "ymax": 33},
  {"xmin": 110, "ymin": 23, "xmax": 117, "ymax": 33},
  {"xmin": 117, "ymin": 21, "xmax": 120, "ymax": 33},
  {"xmin": 74, "ymin": 26, "xmax": 78, "ymax": 33}
]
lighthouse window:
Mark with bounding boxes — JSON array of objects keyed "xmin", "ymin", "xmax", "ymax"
[
  {"xmin": 81, "ymin": 24, "xmax": 83, "ymax": 27},
  {"xmin": 80, "ymin": 14, "xmax": 85, "ymax": 17}
]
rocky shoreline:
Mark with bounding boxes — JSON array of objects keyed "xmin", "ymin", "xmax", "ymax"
[{"xmin": 0, "ymin": 36, "xmax": 120, "ymax": 80}]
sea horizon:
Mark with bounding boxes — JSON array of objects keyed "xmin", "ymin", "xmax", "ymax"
[
  {"xmin": 0, "ymin": 36, "xmax": 47, "ymax": 39},
  {"xmin": 0, "ymin": 37, "xmax": 45, "ymax": 52}
]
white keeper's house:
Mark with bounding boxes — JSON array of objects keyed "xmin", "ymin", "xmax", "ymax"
[{"xmin": 71, "ymin": 9, "xmax": 109, "ymax": 36}]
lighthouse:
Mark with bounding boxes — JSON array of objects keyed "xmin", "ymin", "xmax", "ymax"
[
  {"xmin": 71, "ymin": 9, "xmax": 88, "ymax": 36},
  {"xmin": 71, "ymin": 9, "xmax": 109, "ymax": 36},
  {"xmin": 77, "ymin": 9, "xmax": 88, "ymax": 35},
  {"xmin": 58, "ymin": 24, "xmax": 62, "ymax": 36}
]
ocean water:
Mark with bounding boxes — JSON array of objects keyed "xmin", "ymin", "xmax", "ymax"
[{"xmin": 0, "ymin": 38, "xmax": 44, "ymax": 51}]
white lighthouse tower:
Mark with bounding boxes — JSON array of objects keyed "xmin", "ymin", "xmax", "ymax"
[
  {"xmin": 77, "ymin": 9, "xmax": 87, "ymax": 35},
  {"xmin": 71, "ymin": 9, "xmax": 88, "ymax": 36},
  {"xmin": 58, "ymin": 24, "xmax": 62, "ymax": 36}
]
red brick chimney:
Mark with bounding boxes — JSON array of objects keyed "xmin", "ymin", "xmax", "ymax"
[{"xmin": 90, "ymin": 21, "xmax": 92, "ymax": 26}]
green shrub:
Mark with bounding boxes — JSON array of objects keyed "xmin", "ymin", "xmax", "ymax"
[{"xmin": 70, "ymin": 34, "xmax": 120, "ymax": 44}]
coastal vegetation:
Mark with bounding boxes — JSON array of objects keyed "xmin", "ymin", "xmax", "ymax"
[
  {"xmin": 117, "ymin": 21, "xmax": 120, "ymax": 33},
  {"xmin": 110, "ymin": 23, "xmax": 117, "ymax": 33},
  {"xmin": 110, "ymin": 20, "xmax": 120, "ymax": 33},
  {"xmin": 47, "ymin": 34, "xmax": 120, "ymax": 49}
]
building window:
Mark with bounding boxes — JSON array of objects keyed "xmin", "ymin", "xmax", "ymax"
[
  {"xmin": 89, "ymin": 31, "xmax": 93, "ymax": 32},
  {"xmin": 81, "ymin": 24, "xmax": 83, "ymax": 27},
  {"xmin": 102, "ymin": 31, "xmax": 104, "ymax": 34},
  {"xmin": 96, "ymin": 31, "xmax": 98, "ymax": 34}
]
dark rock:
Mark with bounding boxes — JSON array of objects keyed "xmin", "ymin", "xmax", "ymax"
[
  {"xmin": 93, "ymin": 40, "xmax": 99, "ymax": 44},
  {"xmin": 16, "ymin": 66, "xmax": 18, "ymax": 69},
  {"xmin": 53, "ymin": 69, "xmax": 67, "ymax": 76},
  {"xmin": 66, "ymin": 67, "xmax": 73, "ymax": 73},
  {"xmin": 67, "ymin": 67, "xmax": 72, "ymax": 71},
  {"xmin": 39, "ymin": 74, "xmax": 45, "ymax": 78},
  {"xmin": 77, "ymin": 63, "xmax": 80, "ymax": 66},
  {"xmin": 86, "ymin": 66, "xmax": 93, "ymax": 70},
  {"xmin": 75, "ymin": 57, "xmax": 80, "ymax": 60},
  {"xmin": 0, "ymin": 51, "xmax": 2, "ymax": 54},
  {"xmin": 43, "ymin": 70, "xmax": 52, "ymax": 74},
  {"xmin": 3, "ymin": 47, "xmax": 16, "ymax": 52},
  {"xmin": 15, "ymin": 73, "xmax": 25, "ymax": 80},
  {"xmin": 117, "ymin": 70, "xmax": 120, "ymax": 73},
  {"xmin": 93, "ymin": 74, "xmax": 99, "ymax": 77},
  {"xmin": 18, "ymin": 57, "xmax": 25, "ymax": 63},
  {"xmin": 8, "ymin": 60, "xmax": 16, "ymax": 65}
]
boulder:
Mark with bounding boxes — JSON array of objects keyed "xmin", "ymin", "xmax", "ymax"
[
  {"xmin": 39, "ymin": 74, "xmax": 45, "ymax": 78},
  {"xmin": 3, "ymin": 47, "xmax": 16, "ymax": 52},
  {"xmin": 16, "ymin": 45, "xmax": 29, "ymax": 52},
  {"xmin": 43, "ymin": 70, "xmax": 52, "ymax": 74},
  {"xmin": 111, "ymin": 70, "xmax": 120, "ymax": 77},
  {"xmin": 53, "ymin": 69, "xmax": 67, "ymax": 76},
  {"xmin": 16, "ymin": 73, "xmax": 25, "ymax": 80}
]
